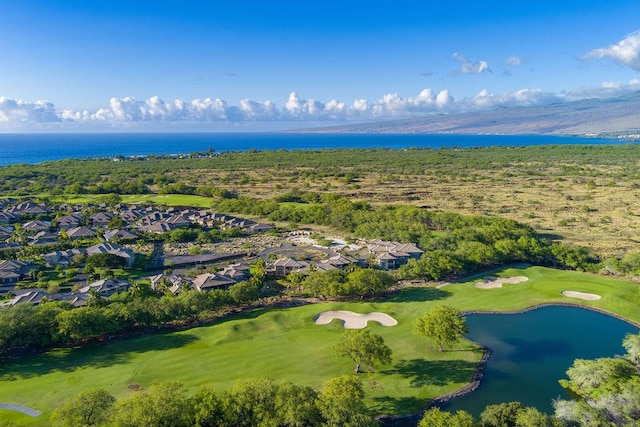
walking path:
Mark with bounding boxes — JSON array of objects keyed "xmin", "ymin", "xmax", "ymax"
[{"xmin": 0, "ymin": 403, "xmax": 41, "ymax": 416}]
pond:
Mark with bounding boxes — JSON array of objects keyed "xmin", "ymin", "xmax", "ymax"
[{"xmin": 442, "ymin": 305, "xmax": 639, "ymax": 416}]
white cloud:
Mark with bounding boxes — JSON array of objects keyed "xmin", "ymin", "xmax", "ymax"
[
  {"xmin": 0, "ymin": 98, "xmax": 59, "ymax": 123},
  {"xmin": 3, "ymin": 79, "xmax": 640, "ymax": 129},
  {"xmin": 451, "ymin": 52, "xmax": 490, "ymax": 75},
  {"xmin": 584, "ymin": 30, "xmax": 640, "ymax": 72},
  {"xmin": 506, "ymin": 56, "xmax": 523, "ymax": 66},
  {"xmin": 563, "ymin": 79, "xmax": 640, "ymax": 101},
  {"xmin": 464, "ymin": 88, "xmax": 561, "ymax": 110}
]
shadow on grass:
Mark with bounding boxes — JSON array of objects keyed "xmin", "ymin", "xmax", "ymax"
[
  {"xmin": 0, "ymin": 333, "xmax": 199, "ymax": 381},
  {"xmin": 383, "ymin": 358, "xmax": 478, "ymax": 388},
  {"xmin": 371, "ymin": 395, "xmax": 426, "ymax": 418},
  {"xmin": 386, "ymin": 287, "xmax": 451, "ymax": 303}
]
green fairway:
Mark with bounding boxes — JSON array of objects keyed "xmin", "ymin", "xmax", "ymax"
[{"xmin": 2, "ymin": 266, "xmax": 639, "ymax": 426}]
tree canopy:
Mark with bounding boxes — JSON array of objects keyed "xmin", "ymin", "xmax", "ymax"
[
  {"xmin": 414, "ymin": 305, "xmax": 468, "ymax": 352},
  {"xmin": 334, "ymin": 329, "xmax": 392, "ymax": 374}
]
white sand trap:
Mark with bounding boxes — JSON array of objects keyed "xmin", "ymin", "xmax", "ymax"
[
  {"xmin": 313, "ymin": 310, "xmax": 398, "ymax": 329},
  {"xmin": 562, "ymin": 291, "xmax": 601, "ymax": 301},
  {"xmin": 474, "ymin": 276, "xmax": 528, "ymax": 289}
]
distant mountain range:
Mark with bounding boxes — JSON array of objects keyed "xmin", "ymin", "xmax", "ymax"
[{"xmin": 293, "ymin": 92, "xmax": 640, "ymax": 137}]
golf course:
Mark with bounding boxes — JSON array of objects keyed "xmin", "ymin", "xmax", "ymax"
[{"xmin": 2, "ymin": 265, "xmax": 639, "ymax": 425}]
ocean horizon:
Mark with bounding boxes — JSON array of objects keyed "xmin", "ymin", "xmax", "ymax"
[{"xmin": 0, "ymin": 132, "xmax": 626, "ymax": 166}]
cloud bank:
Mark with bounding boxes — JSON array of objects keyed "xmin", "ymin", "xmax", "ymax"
[
  {"xmin": 584, "ymin": 30, "xmax": 640, "ymax": 71},
  {"xmin": 2, "ymin": 80, "xmax": 640, "ymax": 129}
]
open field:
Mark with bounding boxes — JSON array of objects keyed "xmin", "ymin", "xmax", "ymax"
[
  {"xmin": 12, "ymin": 145, "xmax": 640, "ymax": 257},
  {"xmin": 2, "ymin": 265, "xmax": 639, "ymax": 426}
]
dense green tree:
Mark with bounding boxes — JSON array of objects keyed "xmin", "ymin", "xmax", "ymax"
[
  {"xmin": 334, "ymin": 329, "xmax": 392, "ymax": 374},
  {"xmin": 344, "ymin": 268, "xmax": 395, "ymax": 296},
  {"xmin": 190, "ymin": 387, "xmax": 225, "ymax": 427},
  {"xmin": 221, "ymin": 378, "xmax": 278, "ymax": 427},
  {"xmin": 85, "ymin": 252, "xmax": 127, "ymax": 269},
  {"xmin": 623, "ymin": 333, "xmax": 640, "ymax": 372},
  {"xmin": 56, "ymin": 307, "xmax": 112, "ymax": 342},
  {"xmin": 398, "ymin": 250, "xmax": 463, "ymax": 281},
  {"xmin": 515, "ymin": 407, "xmax": 564, "ymax": 427},
  {"xmin": 480, "ymin": 401, "xmax": 526, "ymax": 427},
  {"xmin": 414, "ymin": 305, "xmax": 468, "ymax": 352},
  {"xmin": 418, "ymin": 407, "xmax": 475, "ymax": 427},
  {"xmin": 50, "ymin": 388, "xmax": 115, "ymax": 427},
  {"xmin": 111, "ymin": 382, "xmax": 193, "ymax": 427},
  {"xmin": 559, "ymin": 357, "xmax": 637, "ymax": 400},
  {"xmin": 317, "ymin": 375, "xmax": 373, "ymax": 427},
  {"xmin": 228, "ymin": 281, "xmax": 260, "ymax": 305},
  {"xmin": 274, "ymin": 381, "xmax": 322, "ymax": 427},
  {"xmin": 555, "ymin": 335, "xmax": 640, "ymax": 427}
]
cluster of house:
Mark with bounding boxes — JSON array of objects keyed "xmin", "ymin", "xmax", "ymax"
[
  {"xmin": 0, "ymin": 199, "xmax": 427, "ymax": 309},
  {"xmin": 0, "ymin": 199, "xmax": 278, "ymax": 307},
  {"xmin": 0, "ymin": 278, "xmax": 132, "ymax": 308},
  {"xmin": 150, "ymin": 262, "xmax": 252, "ymax": 294},
  {"xmin": 266, "ymin": 239, "xmax": 424, "ymax": 276},
  {"xmin": 0, "ymin": 200, "xmax": 274, "ymax": 250}
]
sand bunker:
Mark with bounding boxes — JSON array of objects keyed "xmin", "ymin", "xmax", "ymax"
[
  {"xmin": 313, "ymin": 311, "xmax": 398, "ymax": 329},
  {"xmin": 474, "ymin": 276, "xmax": 528, "ymax": 289},
  {"xmin": 561, "ymin": 291, "xmax": 601, "ymax": 301}
]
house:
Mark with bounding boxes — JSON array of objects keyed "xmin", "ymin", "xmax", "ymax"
[
  {"xmin": 364, "ymin": 239, "xmax": 424, "ymax": 270},
  {"xmin": 28, "ymin": 231, "xmax": 60, "ymax": 246},
  {"xmin": 65, "ymin": 226, "xmax": 97, "ymax": 240},
  {"xmin": 0, "ymin": 212, "xmax": 17, "ymax": 224},
  {"xmin": 86, "ymin": 242, "xmax": 136, "ymax": 267},
  {"xmin": 138, "ymin": 211, "xmax": 168, "ymax": 226},
  {"xmin": 56, "ymin": 213, "xmax": 83, "ymax": 229},
  {"xmin": 90, "ymin": 212, "xmax": 114, "ymax": 227},
  {"xmin": 0, "ymin": 289, "xmax": 48, "ymax": 308},
  {"xmin": 218, "ymin": 263, "xmax": 252, "ymax": 280},
  {"xmin": 5, "ymin": 202, "xmax": 49, "ymax": 216},
  {"xmin": 0, "ymin": 270, "xmax": 20, "ymax": 284},
  {"xmin": 150, "ymin": 273, "xmax": 191, "ymax": 294},
  {"xmin": 119, "ymin": 208, "xmax": 145, "ymax": 224},
  {"xmin": 269, "ymin": 257, "xmax": 309, "ymax": 276},
  {"xmin": 321, "ymin": 254, "xmax": 358, "ymax": 269},
  {"xmin": 246, "ymin": 223, "xmax": 275, "ymax": 233},
  {"xmin": 299, "ymin": 262, "xmax": 336, "ymax": 274},
  {"xmin": 0, "ymin": 242, "xmax": 20, "ymax": 250},
  {"xmin": 22, "ymin": 220, "xmax": 51, "ymax": 232},
  {"xmin": 139, "ymin": 222, "xmax": 175, "ymax": 234},
  {"xmin": 43, "ymin": 248, "xmax": 85, "ymax": 267},
  {"xmin": 192, "ymin": 273, "xmax": 238, "ymax": 291},
  {"xmin": 0, "ymin": 226, "xmax": 13, "ymax": 241},
  {"xmin": 0, "ymin": 259, "xmax": 35, "ymax": 279},
  {"xmin": 104, "ymin": 229, "xmax": 139, "ymax": 241},
  {"xmin": 78, "ymin": 279, "xmax": 131, "ymax": 297},
  {"xmin": 164, "ymin": 214, "xmax": 191, "ymax": 228}
]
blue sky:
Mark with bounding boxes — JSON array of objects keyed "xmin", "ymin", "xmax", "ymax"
[{"xmin": 1, "ymin": 0, "xmax": 640, "ymax": 131}]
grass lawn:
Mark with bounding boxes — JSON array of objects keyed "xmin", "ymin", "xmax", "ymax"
[
  {"xmin": 2, "ymin": 266, "xmax": 639, "ymax": 425},
  {"xmin": 40, "ymin": 193, "xmax": 214, "ymax": 208}
]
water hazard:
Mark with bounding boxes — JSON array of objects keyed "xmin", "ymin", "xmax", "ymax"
[{"xmin": 442, "ymin": 306, "xmax": 638, "ymax": 416}]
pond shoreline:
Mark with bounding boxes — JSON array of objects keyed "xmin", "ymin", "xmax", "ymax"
[{"xmin": 379, "ymin": 301, "xmax": 640, "ymax": 426}]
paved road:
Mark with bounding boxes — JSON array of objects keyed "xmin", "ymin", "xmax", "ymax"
[{"xmin": 0, "ymin": 403, "xmax": 41, "ymax": 416}]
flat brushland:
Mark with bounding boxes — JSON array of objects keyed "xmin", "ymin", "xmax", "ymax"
[
  {"xmin": 3, "ymin": 266, "xmax": 639, "ymax": 426},
  {"xmin": 5, "ymin": 144, "xmax": 640, "ymax": 257}
]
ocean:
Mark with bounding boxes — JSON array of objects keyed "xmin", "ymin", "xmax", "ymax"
[{"xmin": 0, "ymin": 133, "xmax": 623, "ymax": 166}]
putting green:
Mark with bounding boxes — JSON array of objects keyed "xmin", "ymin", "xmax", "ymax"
[{"xmin": 1, "ymin": 266, "xmax": 639, "ymax": 426}]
